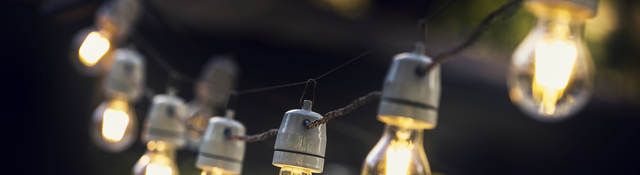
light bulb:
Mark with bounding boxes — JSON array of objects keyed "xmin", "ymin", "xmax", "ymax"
[
  {"xmin": 71, "ymin": 28, "xmax": 113, "ymax": 75},
  {"xmin": 277, "ymin": 166, "xmax": 313, "ymax": 175},
  {"xmin": 508, "ymin": 3, "xmax": 594, "ymax": 121},
  {"xmin": 91, "ymin": 98, "xmax": 137, "ymax": 152},
  {"xmin": 78, "ymin": 31, "xmax": 111, "ymax": 67},
  {"xmin": 133, "ymin": 141, "xmax": 179, "ymax": 175},
  {"xmin": 200, "ymin": 167, "xmax": 238, "ymax": 175},
  {"xmin": 361, "ymin": 125, "xmax": 430, "ymax": 175}
]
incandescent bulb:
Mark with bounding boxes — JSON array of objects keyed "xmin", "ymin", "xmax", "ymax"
[
  {"xmin": 133, "ymin": 141, "xmax": 179, "ymax": 175},
  {"xmin": 78, "ymin": 31, "xmax": 111, "ymax": 67},
  {"xmin": 200, "ymin": 167, "xmax": 238, "ymax": 175},
  {"xmin": 362, "ymin": 125, "xmax": 430, "ymax": 175},
  {"xmin": 91, "ymin": 98, "xmax": 137, "ymax": 152},
  {"xmin": 508, "ymin": 7, "xmax": 593, "ymax": 121},
  {"xmin": 70, "ymin": 28, "xmax": 113, "ymax": 75},
  {"xmin": 278, "ymin": 166, "xmax": 313, "ymax": 175}
]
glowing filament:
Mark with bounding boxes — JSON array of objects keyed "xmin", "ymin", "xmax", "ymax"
[
  {"xmin": 146, "ymin": 164, "xmax": 173, "ymax": 175},
  {"xmin": 385, "ymin": 131, "xmax": 413, "ymax": 175},
  {"xmin": 200, "ymin": 167, "xmax": 233, "ymax": 175},
  {"xmin": 278, "ymin": 166, "xmax": 312, "ymax": 175},
  {"xmin": 78, "ymin": 31, "xmax": 111, "ymax": 67},
  {"xmin": 101, "ymin": 106, "xmax": 130, "ymax": 142},
  {"xmin": 533, "ymin": 40, "xmax": 577, "ymax": 115}
]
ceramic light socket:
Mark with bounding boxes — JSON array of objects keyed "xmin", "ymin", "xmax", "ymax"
[
  {"xmin": 272, "ymin": 100, "xmax": 326, "ymax": 173},
  {"xmin": 377, "ymin": 43, "xmax": 441, "ymax": 130},
  {"xmin": 142, "ymin": 94, "xmax": 187, "ymax": 148},
  {"xmin": 197, "ymin": 110, "xmax": 246, "ymax": 174}
]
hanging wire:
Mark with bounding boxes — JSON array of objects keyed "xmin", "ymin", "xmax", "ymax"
[
  {"xmin": 131, "ymin": 34, "xmax": 197, "ymax": 84},
  {"xmin": 419, "ymin": 0, "xmax": 457, "ymax": 43},
  {"xmin": 298, "ymin": 79, "xmax": 318, "ymax": 107},
  {"xmin": 425, "ymin": 0, "xmax": 523, "ymax": 71},
  {"xmin": 233, "ymin": 50, "xmax": 372, "ymax": 96}
]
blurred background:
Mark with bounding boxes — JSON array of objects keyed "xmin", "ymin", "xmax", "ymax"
[{"xmin": 8, "ymin": 0, "xmax": 640, "ymax": 174}]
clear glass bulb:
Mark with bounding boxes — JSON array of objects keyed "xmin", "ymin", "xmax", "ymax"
[
  {"xmin": 200, "ymin": 167, "xmax": 238, "ymax": 175},
  {"xmin": 133, "ymin": 141, "xmax": 180, "ymax": 175},
  {"xmin": 78, "ymin": 30, "xmax": 111, "ymax": 67},
  {"xmin": 70, "ymin": 28, "xmax": 113, "ymax": 75},
  {"xmin": 91, "ymin": 98, "xmax": 137, "ymax": 152},
  {"xmin": 508, "ymin": 9, "xmax": 593, "ymax": 121},
  {"xmin": 361, "ymin": 125, "xmax": 431, "ymax": 175},
  {"xmin": 278, "ymin": 166, "xmax": 313, "ymax": 175}
]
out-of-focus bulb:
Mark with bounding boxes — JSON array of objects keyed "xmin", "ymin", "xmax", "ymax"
[
  {"xmin": 278, "ymin": 166, "xmax": 313, "ymax": 175},
  {"xmin": 101, "ymin": 104, "xmax": 130, "ymax": 141},
  {"xmin": 78, "ymin": 31, "xmax": 111, "ymax": 67},
  {"xmin": 133, "ymin": 141, "xmax": 179, "ymax": 175},
  {"xmin": 71, "ymin": 28, "xmax": 114, "ymax": 75},
  {"xmin": 91, "ymin": 98, "xmax": 137, "ymax": 152},
  {"xmin": 508, "ymin": 6, "xmax": 594, "ymax": 121},
  {"xmin": 361, "ymin": 125, "xmax": 430, "ymax": 175},
  {"xmin": 200, "ymin": 167, "xmax": 237, "ymax": 175}
]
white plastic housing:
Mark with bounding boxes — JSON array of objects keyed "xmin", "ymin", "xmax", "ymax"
[
  {"xmin": 142, "ymin": 94, "xmax": 187, "ymax": 147},
  {"xmin": 105, "ymin": 48, "xmax": 145, "ymax": 102},
  {"xmin": 196, "ymin": 111, "xmax": 246, "ymax": 174}
]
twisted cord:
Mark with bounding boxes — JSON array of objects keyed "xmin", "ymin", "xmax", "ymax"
[
  {"xmin": 426, "ymin": 0, "xmax": 523, "ymax": 70},
  {"xmin": 306, "ymin": 91, "xmax": 382, "ymax": 128},
  {"xmin": 228, "ymin": 128, "xmax": 279, "ymax": 143}
]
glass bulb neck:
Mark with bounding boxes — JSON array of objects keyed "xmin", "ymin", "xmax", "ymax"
[
  {"xmin": 381, "ymin": 125, "xmax": 423, "ymax": 144},
  {"xmin": 535, "ymin": 17, "xmax": 585, "ymax": 42},
  {"xmin": 279, "ymin": 166, "xmax": 312, "ymax": 175},
  {"xmin": 146, "ymin": 140, "xmax": 177, "ymax": 158}
]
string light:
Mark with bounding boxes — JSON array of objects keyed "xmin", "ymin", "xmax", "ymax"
[
  {"xmin": 133, "ymin": 93, "xmax": 187, "ymax": 175},
  {"xmin": 362, "ymin": 43, "xmax": 439, "ymax": 175},
  {"xmin": 196, "ymin": 110, "xmax": 245, "ymax": 175},
  {"xmin": 273, "ymin": 100, "xmax": 326, "ymax": 175},
  {"xmin": 508, "ymin": 0, "xmax": 597, "ymax": 121},
  {"xmin": 71, "ymin": 0, "xmax": 607, "ymax": 174},
  {"xmin": 91, "ymin": 48, "xmax": 145, "ymax": 152}
]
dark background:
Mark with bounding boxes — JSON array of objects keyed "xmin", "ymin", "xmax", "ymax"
[{"xmin": 8, "ymin": 0, "xmax": 640, "ymax": 174}]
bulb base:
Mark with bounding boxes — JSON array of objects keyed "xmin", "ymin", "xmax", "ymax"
[
  {"xmin": 197, "ymin": 112, "xmax": 246, "ymax": 174},
  {"xmin": 272, "ymin": 100, "xmax": 326, "ymax": 173},
  {"xmin": 378, "ymin": 44, "xmax": 441, "ymax": 130},
  {"xmin": 105, "ymin": 48, "xmax": 145, "ymax": 102},
  {"xmin": 526, "ymin": 0, "xmax": 598, "ymax": 18},
  {"xmin": 96, "ymin": 0, "xmax": 141, "ymax": 44},
  {"xmin": 143, "ymin": 94, "xmax": 187, "ymax": 147}
]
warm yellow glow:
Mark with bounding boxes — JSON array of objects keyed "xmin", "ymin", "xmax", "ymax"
[
  {"xmin": 585, "ymin": 0, "xmax": 617, "ymax": 41},
  {"xmin": 278, "ymin": 166, "xmax": 312, "ymax": 175},
  {"xmin": 133, "ymin": 141, "xmax": 178, "ymax": 175},
  {"xmin": 378, "ymin": 115, "xmax": 434, "ymax": 130},
  {"xmin": 101, "ymin": 100, "xmax": 130, "ymax": 142},
  {"xmin": 200, "ymin": 167, "xmax": 234, "ymax": 175},
  {"xmin": 533, "ymin": 40, "xmax": 577, "ymax": 115},
  {"xmin": 385, "ymin": 131, "xmax": 413, "ymax": 175},
  {"xmin": 146, "ymin": 164, "xmax": 173, "ymax": 175},
  {"xmin": 78, "ymin": 31, "xmax": 110, "ymax": 67}
]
